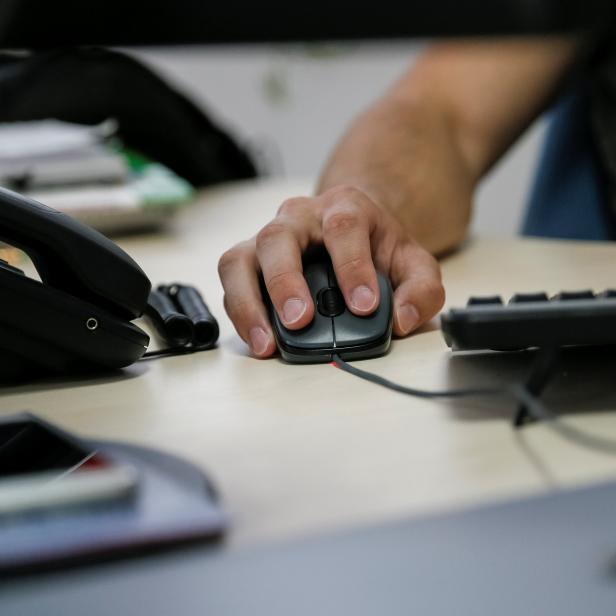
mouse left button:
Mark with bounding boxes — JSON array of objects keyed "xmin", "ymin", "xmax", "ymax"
[
  {"xmin": 274, "ymin": 313, "xmax": 334, "ymax": 351},
  {"xmin": 272, "ymin": 262, "xmax": 335, "ymax": 351}
]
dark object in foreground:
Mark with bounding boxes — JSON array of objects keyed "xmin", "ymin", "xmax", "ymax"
[
  {"xmin": 0, "ymin": 412, "xmax": 226, "ymax": 576},
  {"xmin": 0, "ymin": 48, "xmax": 257, "ymax": 187},
  {"xmin": 3, "ymin": 474, "xmax": 615, "ymax": 614},
  {"xmin": 0, "ymin": 1, "xmax": 611, "ymax": 47}
]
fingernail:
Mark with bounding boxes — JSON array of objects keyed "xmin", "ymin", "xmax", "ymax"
[
  {"xmin": 282, "ymin": 298, "xmax": 307, "ymax": 324},
  {"xmin": 350, "ymin": 285, "xmax": 377, "ymax": 312},
  {"xmin": 249, "ymin": 326, "xmax": 270, "ymax": 356},
  {"xmin": 397, "ymin": 303, "xmax": 420, "ymax": 335}
]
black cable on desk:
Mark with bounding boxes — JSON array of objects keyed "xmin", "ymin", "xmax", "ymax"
[
  {"xmin": 141, "ymin": 346, "xmax": 210, "ymax": 360},
  {"xmin": 331, "ymin": 353, "xmax": 616, "ymax": 457},
  {"xmin": 331, "ymin": 354, "xmax": 503, "ymax": 399}
]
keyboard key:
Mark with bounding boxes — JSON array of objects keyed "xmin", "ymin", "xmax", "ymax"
[
  {"xmin": 551, "ymin": 290, "xmax": 595, "ymax": 301},
  {"xmin": 509, "ymin": 292, "xmax": 549, "ymax": 304},
  {"xmin": 467, "ymin": 296, "xmax": 503, "ymax": 306},
  {"xmin": 598, "ymin": 289, "xmax": 616, "ymax": 298}
]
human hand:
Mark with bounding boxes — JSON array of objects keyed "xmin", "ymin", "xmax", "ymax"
[{"xmin": 218, "ymin": 185, "xmax": 445, "ymax": 358}]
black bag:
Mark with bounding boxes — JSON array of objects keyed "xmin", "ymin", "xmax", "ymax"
[{"xmin": 0, "ymin": 47, "xmax": 257, "ymax": 186}]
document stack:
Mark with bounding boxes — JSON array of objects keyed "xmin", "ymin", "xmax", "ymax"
[{"xmin": 0, "ymin": 120, "xmax": 193, "ymax": 235}]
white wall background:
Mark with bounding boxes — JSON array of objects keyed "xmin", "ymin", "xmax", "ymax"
[{"xmin": 130, "ymin": 42, "xmax": 547, "ymax": 236}]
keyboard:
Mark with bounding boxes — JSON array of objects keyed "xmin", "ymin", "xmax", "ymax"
[{"xmin": 440, "ymin": 289, "xmax": 616, "ymax": 351}]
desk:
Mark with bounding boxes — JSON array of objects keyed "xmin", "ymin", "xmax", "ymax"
[{"xmin": 2, "ymin": 178, "xmax": 616, "ymax": 550}]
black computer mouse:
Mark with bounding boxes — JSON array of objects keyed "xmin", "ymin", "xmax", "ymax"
[{"xmin": 266, "ymin": 251, "xmax": 393, "ymax": 363}]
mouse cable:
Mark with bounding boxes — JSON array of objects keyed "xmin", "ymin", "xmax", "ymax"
[{"xmin": 331, "ymin": 353, "xmax": 616, "ymax": 457}]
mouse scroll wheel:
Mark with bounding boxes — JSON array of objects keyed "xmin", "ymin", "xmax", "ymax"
[{"xmin": 317, "ymin": 287, "xmax": 345, "ymax": 317}]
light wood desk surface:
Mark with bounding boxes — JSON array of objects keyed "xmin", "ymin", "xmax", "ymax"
[{"xmin": 2, "ymin": 178, "xmax": 616, "ymax": 548}]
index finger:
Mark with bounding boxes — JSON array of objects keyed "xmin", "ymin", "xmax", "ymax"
[{"xmin": 255, "ymin": 206, "xmax": 320, "ymax": 329}]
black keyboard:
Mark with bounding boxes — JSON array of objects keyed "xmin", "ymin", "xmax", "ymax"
[{"xmin": 441, "ymin": 289, "xmax": 616, "ymax": 351}]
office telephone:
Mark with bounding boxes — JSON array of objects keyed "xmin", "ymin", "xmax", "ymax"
[{"xmin": 0, "ymin": 186, "xmax": 217, "ymax": 381}]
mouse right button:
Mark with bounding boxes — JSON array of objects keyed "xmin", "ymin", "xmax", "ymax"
[{"xmin": 334, "ymin": 274, "xmax": 393, "ymax": 347}]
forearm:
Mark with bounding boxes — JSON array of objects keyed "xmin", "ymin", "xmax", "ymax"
[
  {"xmin": 411, "ymin": 37, "xmax": 584, "ymax": 179},
  {"xmin": 317, "ymin": 37, "xmax": 583, "ymax": 256}
]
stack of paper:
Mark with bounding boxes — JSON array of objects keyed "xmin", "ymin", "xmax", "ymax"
[{"xmin": 0, "ymin": 120, "xmax": 193, "ymax": 235}]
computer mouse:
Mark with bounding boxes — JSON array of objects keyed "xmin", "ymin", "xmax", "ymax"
[{"xmin": 266, "ymin": 250, "xmax": 393, "ymax": 363}]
